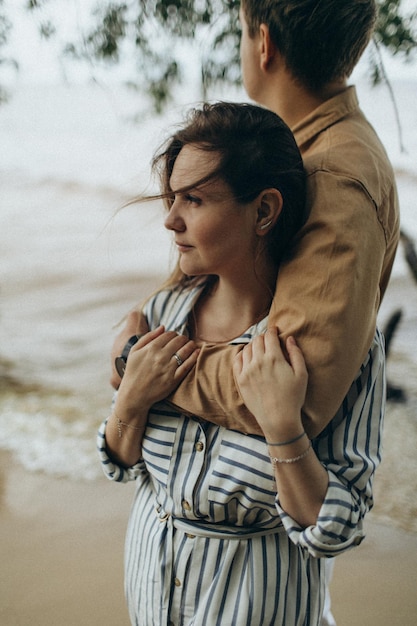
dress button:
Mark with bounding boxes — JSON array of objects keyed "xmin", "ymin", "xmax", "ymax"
[
  {"xmin": 195, "ymin": 441, "xmax": 204, "ymax": 452},
  {"xmin": 182, "ymin": 500, "xmax": 191, "ymax": 511},
  {"xmin": 174, "ymin": 577, "xmax": 181, "ymax": 587}
]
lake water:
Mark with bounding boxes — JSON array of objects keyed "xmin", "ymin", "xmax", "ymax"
[{"xmin": 0, "ymin": 79, "xmax": 416, "ymax": 484}]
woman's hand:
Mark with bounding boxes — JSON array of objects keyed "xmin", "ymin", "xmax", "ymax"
[
  {"xmin": 234, "ymin": 329, "xmax": 328, "ymax": 528},
  {"xmin": 232, "ymin": 328, "xmax": 308, "ymax": 442},
  {"xmin": 115, "ymin": 325, "xmax": 199, "ymax": 419},
  {"xmin": 107, "ymin": 326, "xmax": 199, "ymax": 468}
]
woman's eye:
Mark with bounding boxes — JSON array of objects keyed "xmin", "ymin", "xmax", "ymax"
[{"xmin": 186, "ymin": 194, "xmax": 202, "ymax": 205}]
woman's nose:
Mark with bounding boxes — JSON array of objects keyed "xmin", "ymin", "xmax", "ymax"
[{"xmin": 164, "ymin": 201, "xmax": 185, "ymax": 232}]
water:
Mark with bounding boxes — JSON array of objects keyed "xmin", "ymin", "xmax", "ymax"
[{"xmin": 0, "ymin": 79, "xmax": 416, "ymax": 483}]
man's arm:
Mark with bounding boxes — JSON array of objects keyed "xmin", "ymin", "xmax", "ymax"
[
  {"xmin": 111, "ymin": 176, "xmax": 399, "ymax": 438},
  {"xmin": 166, "ymin": 173, "xmax": 399, "ymax": 437}
]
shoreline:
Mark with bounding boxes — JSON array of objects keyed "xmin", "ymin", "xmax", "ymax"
[{"xmin": 1, "ymin": 456, "xmax": 416, "ymax": 626}]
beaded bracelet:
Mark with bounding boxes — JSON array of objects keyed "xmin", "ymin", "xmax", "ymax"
[
  {"xmin": 270, "ymin": 441, "xmax": 312, "ymax": 465},
  {"xmin": 266, "ymin": 431, "xmax": 306, "ymax": 446},
  {"xmin": 111, "ymin": 413, "xmax": 143, "ymax": 439}
]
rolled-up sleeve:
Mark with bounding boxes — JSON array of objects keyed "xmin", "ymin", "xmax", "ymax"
[
  {"xmin": 277, "ymin": 330, "xmax": 385, "ymax": 557},
  {"xmin": 97, "ymin": 419, "xmax": 147, "ymax": 483}
]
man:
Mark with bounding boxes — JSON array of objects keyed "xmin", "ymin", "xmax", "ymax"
[
  {"xmin": 111, "ymin": 3, "xmax": 399, "ymax": 623},
  {"xmin": 112, "ymin": 0, "xmax": 399, "ymax": 437}
]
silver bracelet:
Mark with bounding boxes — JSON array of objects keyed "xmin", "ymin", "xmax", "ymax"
[
  {"xmin": 270, "ymin": 441, "xmax": 312, "ymax": 465},
  {"xmin": 266, "ymin": 431, "xmax": 306, "ymax": 446}
]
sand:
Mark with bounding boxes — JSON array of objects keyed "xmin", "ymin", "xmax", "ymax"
[
  {"xmin": 1, "ymin": 454, "xmax": 416, "ymax": 626},
  {"xmin": 1, "ymin": 267, "xmax": 416, "ymax": 626},
  {"xmin": 0, "ymin": 456, "xmax": 133, "ymax": 626}
]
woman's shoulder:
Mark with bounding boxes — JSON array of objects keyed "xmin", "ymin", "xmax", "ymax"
[
  {"xmin": 147, "ymin": 277, "xmax": 207, "ymax": 308},
  {"xmin": 144, "ymin": 277, "xmax": 207, "ymax": 331}
]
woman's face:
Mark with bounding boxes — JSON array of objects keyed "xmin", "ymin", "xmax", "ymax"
[{"xmin": 164, "ymin": 144, "xmax": 259, "ymax": 280}]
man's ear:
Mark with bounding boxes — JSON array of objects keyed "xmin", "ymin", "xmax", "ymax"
[
  {"xmin": 259, "ymin": 23, "xmax": 278, "ymax": 71},
  {"xmin": 255, "ymin": 189, "xmax": 283, "ymax": 234}
]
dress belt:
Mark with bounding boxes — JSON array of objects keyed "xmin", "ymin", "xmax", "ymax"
[{"xmin": 155, "ymin": 505, "xmax": 285, "ymax": 540}]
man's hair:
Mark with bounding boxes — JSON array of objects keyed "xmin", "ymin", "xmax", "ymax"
[{"xmin": 241, "ymin": 0, "xmax": 377, "ymax": 91}]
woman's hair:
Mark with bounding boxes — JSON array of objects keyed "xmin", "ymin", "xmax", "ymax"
[
  {"xmin": 147, "ymin": 101, "xmax": 306, "ymax": 288},
  {"xmin": 241, "ymin": 0, "xmax": 377, "ymax": 92}
]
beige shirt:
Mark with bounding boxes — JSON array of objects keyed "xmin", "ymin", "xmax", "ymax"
[{"xmin": 168, "ymin": 86, "xmax": 400, "ymax": 436}]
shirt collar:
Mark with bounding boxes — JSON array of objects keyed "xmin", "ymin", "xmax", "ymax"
[{"xmin": 292, "ymin": 86, "xmax": 359, "ymax": 151}]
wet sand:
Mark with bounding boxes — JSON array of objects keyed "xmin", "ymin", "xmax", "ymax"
[
  {"xmin": 1, "ymin": 454, "xmax": 416, "ymax": 626},
  {"xmin": 0, "ymin": 456, "xmax": 133, "ymax": 626}
]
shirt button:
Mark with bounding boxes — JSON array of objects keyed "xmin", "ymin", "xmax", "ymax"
[
  {"xmin": 174, "ymin": 577, "xmax": 181, "ymax": 587},
  {"xmin": 195, "ymin": 441, "xmax": 204, "ymax": 452},
  {"xmin": 182, "ymin": 500, "xmax": 191, "ymax": 511},
  {"xmin": 185, "ymin": 533, "xmax": 196, "ymax": 539}
]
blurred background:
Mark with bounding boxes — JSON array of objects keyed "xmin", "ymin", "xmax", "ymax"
[
  {"xmin": 0, "ymin": 3, "xmax": 416, "ymax": 623},
  {"xmin": 0, "ymin": 0, "xmax": 415, "ymax": 484}
]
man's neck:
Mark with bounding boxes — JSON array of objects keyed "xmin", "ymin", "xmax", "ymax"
[{"xmin": 259, "ymin": 74, "xmax": 348, "ymax": 128}]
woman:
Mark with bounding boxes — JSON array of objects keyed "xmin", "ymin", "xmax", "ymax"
[{"xmin": 98, "ymin": 102, "xmax": 385, "ymax": 625}]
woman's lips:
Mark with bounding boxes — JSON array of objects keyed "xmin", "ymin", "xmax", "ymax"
[{"xmin": 175, "ymin": 241, "xmax": 193, "ymax": 252}]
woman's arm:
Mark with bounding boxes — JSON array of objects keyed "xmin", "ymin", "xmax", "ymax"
[
  {"xmin": 105, "ymin": 325, "xmax": 199, "ymax": 467},
  {"xmin": 233, "ymin": 328, "xmax": 328, "ymax": 528},
  {"xmin": 234, "ymin": 328, "xmax": 385, "ymax": 556}
]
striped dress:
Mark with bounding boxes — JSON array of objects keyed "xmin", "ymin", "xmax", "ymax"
[{"xmin": 97, "ymin": 280, "xmax": 385, "ymax": 626}]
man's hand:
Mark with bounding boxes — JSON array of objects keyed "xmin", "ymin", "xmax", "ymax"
[{"xmin": 110, "ymin": 310, "xmax": 150, "ymax": 389}]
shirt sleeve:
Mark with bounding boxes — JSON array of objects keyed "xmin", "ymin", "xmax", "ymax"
[
  {"xmin": 276, "ymin": 332, "xmax": 385, "ymax": 557},
  {"xmin": 168, "ymin": 172, "xmax": 398, "ymax": 437},
  {"xmin": 97, "ymin": 419, "xmax": 147, "ymax": 483}
]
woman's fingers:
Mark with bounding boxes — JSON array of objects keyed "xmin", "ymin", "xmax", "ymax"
[
  {"xmin": 130, "ymin": 328, "xmax": 199, "ymax": 375},
  {"xmin": 132, "ymin": 328, "xmax": 193, "ymax": 353},
  {"xmin": 263, "ymin": 326, "xmax": 287, "ymax": 359},
  {"xmin": 172, "ymin": 345, "xmax": 200, "ymax": 379},
  {"xmin": 133, "ymin": 325, "xmax": 166, "ymax": 349},
  {"xmin": 286, "ymin": 336, "xmax": 308, "ymax": 378},
  {"xmin": 236, "ymin": 328, "xmax": 306, "ymax": 383}
]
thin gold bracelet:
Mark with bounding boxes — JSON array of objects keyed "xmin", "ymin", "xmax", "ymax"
[
  {"xmin": 270, "ymin": 441, "xmax": 312, "ymax": 465},
  {"xmin": 111, "ymin": 413, "xmax": 143, "ymax": 439}
]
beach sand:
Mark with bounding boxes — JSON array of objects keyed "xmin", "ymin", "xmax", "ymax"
[
  {"xmin": 1, "ymin": 268, "xmax": 416, "ymax": 625},
  {"xmin": 0, "ymin": 455, "xmax": 133, "ymax": 626},
  {"xmin": 1, "ymin": 449, "xmax": 416, "ymax": 626},
  {"xmin": 1, "ymin": 272, "xmax": 417, "ymax": 626},
  {"xmin": 1, "ymin": 260, "xmax": 414, "ymax": 626}
]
